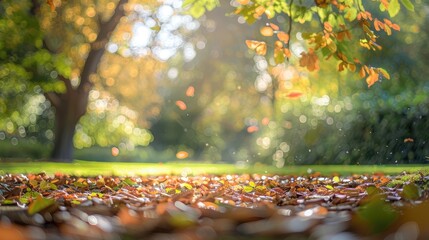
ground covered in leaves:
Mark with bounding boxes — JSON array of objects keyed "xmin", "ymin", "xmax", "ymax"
[{"xmin": 1, "ymin": 171, "xmax": 429, "ymax": 240}]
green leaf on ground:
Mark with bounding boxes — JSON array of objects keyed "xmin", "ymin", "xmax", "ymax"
[
  {"xmin": 28, "ymin": 195, "xmax": 55, "ymax": 215},
  {"xmin": 402, "ymin": 183, "xmax": 421, "ymax": 200}
]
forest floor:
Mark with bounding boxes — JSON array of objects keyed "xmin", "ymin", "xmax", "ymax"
[{"xmin": 0, "ymin": 162, "xmax": 429, "ymax": 239}]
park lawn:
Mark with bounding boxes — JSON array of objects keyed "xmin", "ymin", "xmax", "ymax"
[{"xmin": 0, "ymin": 160, "xmax": 428, "ymax": 176}]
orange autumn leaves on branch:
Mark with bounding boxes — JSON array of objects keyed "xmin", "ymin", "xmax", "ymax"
[
  {"xmin": 237, "ymin": 0, "xmax": 412, "ymax": 88},
  {"xmin": 246, "ymin": 22, "xmax": 291, "ymax": 64}
]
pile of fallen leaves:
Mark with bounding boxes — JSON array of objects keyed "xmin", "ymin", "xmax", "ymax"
[{"xmin": 1, "ymin": 171, "xmax": 429, "ymax": 240}]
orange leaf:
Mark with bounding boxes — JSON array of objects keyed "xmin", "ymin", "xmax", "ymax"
[
  {"xmin": 118, "ymin": 207, "xmax": 140, "ymax": 225},
  {"xmin": 254, "ymin": 6, "xmax": 265, "ymax": 18},
  {"xmin": 338, "ymin": 62, "xmax": 346, "ymax": 72},
  {"xmin": 260, "ymin": 26, "xmax": 274, "ymax": 36},
  {"xmin": 366, "ymin": 68, "xmax": 379, "ymax": 87},
  {"xmin": 247, "ymin": 126, "xmax": 259, "ymax": 133},
  {"xmin": 277, "ymin": 31, "xmax": 290, "ymax": 43},
  {"xmin": 176, "ymin": 151, "xmax": 189, "ymax": 159},
  {"xmin": 269, "ymin": 23, "xmax": 279, "ymax": 31},
  {"xmin": 111, "ymin": 147, "xmax": 119, "ymax": 156},
  {"xmin": 274, "ymin": 41, "xmax": 283, "ymax": 49},
  {"xmin": 186, "ymin": 86, "xmax": 195, "ymax": 97},
  {"xmin": 284, "ymin": 48, "xmax": 291, "ymax": 58},
  {"xmin": 261, "ymin": 117, "xmax": 270, "ymax": 125},
  {"xmin": 175, "ymin": 100, "xmax": 187, "ymax": 110},
  {"xmin": 381, "ymin": 0, "xmax": 389, "ymax": 8},
  {"xmin": 360, "ymin": 66, "xmax": 367, "ymax": 78},
  {"xmin": 324, "ymin": 22, "xmax": 333, "ymax": 32},
  {"xmin": 245, "ymin": 40, "xmax": 267, "ymax": 55},
  {"xmin": 315, "ymin": 0, "xmax": 330, "ymax": 8},
  {"xmin": 47, "ymin": 0, "xmax": 55, "ymax": 11},
  {"xmin": 374, "ymin": 19, "xmax": 384, "ymax": 31},
  {"xmin": 237, "ymin": 0, "xmax": 250, "ymax": 4},
  {"xmin": 299, "ymin": 49, "xmax": 319, "ymax": 71},
  {"xmin": 391, "ymin": 23, "xmax": 400, "ymax": 31},
  {"xmin": 286, "ymin": 92, "xmax": 303, "ymax": 99},
  {"xmin": 404, "ymin": 138, "xmax": 414, "ymax": 143}
]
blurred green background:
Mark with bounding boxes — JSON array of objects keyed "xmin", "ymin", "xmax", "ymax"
[{"xmin": 1, "ymin": 0, "xmax": 428, "ymax": 166}]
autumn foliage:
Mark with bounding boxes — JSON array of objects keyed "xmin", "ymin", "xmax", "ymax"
[
  {"xmin": 224, "ymin": 0, "xmax": 413, "ymax": 87},
  {"xmin": 1, "ymin": 171, "xmax": 429, "ymax": 239}
]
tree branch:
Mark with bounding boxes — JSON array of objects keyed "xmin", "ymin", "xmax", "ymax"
[
  {"xmin": 59, "ymin": 75, "xmax": 73, "ymax": 91},
  {"xmin": 78, "ymin": 0, "xmax": 129, "ymax": 92},
  {"xmin": 30, "ymin": 0, "xmax": 41, "ymax": 15},
  {"xmin": 286, "ymin": 0, "xmax": 294, "ymax": 48},
  {"xmin": 44, "ymin": 92, "xmax": 61, "ymax": 109}
]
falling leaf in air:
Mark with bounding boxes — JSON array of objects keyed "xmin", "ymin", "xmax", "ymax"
[
  {"xmin": 111, "ymin": 147, "xmax": 119, "ymax": 156},
  {"xmin": 186, "ymin": 86, "xmax": 195, "ymax": 97},
  {"xmin": 404, "ymin": 138, "xmax": 414, "ymax": 143},
  {"xmin": 247, "ymin": 125, "xmax": 259, "ymax": 133},
  {"xmin": 175, "ymin": 100, "xmax": 187, "ymax": 110},
  {"xmin": 286, "ymin": 92, "xmax": 303, "ymax": 99},
  {"xmin": 261, "ymin": 117, "xmax": 270, "ymax": 125},
  {"xmin": 176, "ymin": 151, "xmax": 189, "ymax": 159}
]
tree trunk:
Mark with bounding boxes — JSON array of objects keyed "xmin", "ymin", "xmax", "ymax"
[
  {"xmin": 50, "ymin": 112, "xmax": 78, "ymax": 162},
  {"xmin": 49, "ymin": 87, "xmax": 88, "ymax": 162}
]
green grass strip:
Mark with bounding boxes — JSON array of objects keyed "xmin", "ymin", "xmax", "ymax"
[{"xmin": 1, "ymin": 160, "xmax": 428, "ymax": 176}]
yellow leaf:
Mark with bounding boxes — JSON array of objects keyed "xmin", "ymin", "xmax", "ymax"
[
  {"xmin": 274, "ymin": 48, "xmax": 285, "ymax": 64},
  {"xmin": 333, "ymin": 176, "xmax": 340, "ymax": 183},
  {"xmin": 348, "ymin": 63, "xmax": 356, "ymax": 72},
  {"xmin": 245, "ymin": 40, "xmax": 267, "ymax": 55},
  {"xmin": 274, "ymin": 41, "xmax": 283, "ymax": 49},
  {"xmin": 384, "ymin": 25, "xmax": 392, "ymax": 35},
  {"xmin": 377, "ymin": 68, "xmax": 390, "ymax": 79}
]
